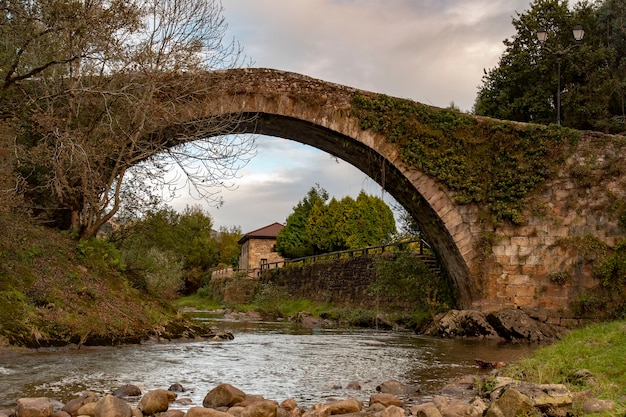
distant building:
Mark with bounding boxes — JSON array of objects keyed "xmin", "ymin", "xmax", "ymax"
[{"xmin": 238, "ymin": 222, "xmax": 285, "ymax": 273}]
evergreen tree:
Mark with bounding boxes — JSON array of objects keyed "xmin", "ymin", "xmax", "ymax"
[
  {"xmin": 275, "ymin": 184, "xmax": 329, "ymax": 258},
  {"xmin": 474, "ymin": 0, "xmax": 620, "ymax": 131},
  {"xmin": 278, "ymin": 185, "xmax": 397, "ymax": 257}
]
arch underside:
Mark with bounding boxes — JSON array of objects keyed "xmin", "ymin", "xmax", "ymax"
[
  {"xmin": 155, "ymin": 111, "xmax": 474, "ymax": 307},
  {"xmin": 244, "ymin": 113, "xmax": 474, "ymax": 308}
]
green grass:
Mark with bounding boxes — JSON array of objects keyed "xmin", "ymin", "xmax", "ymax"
[
  {"xmin": 173, "ymin": 294, "xmax": 223, "ymax": 310},
  {"xmin": 503, "ymin": 321, "xmax": 626, "ymax": 415}
]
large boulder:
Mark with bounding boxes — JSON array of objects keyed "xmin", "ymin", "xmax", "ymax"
[
  {"xmin": 203, "ymin": 384, "xmax": 246, "ymax": 408},
  {"xmin": 485, "ymin": 388, "xmax": 533, "ymax": 417},
  {"xmin": 62, "ymin": 392, "xmax": 99, "ymax": 417},
  {"xmin": 93, "ymin": 395, "xmax": 132, "ymax": 417},
  {"xmin": 410, "ymin": 403, "xmax": 441, "ymax": 417},
  {"xmin": 375, "ymin": 380, "xmax": 419, "ymax": 396},
  {"xmin": 427, "ymin": 310, "xmax": 499, "ymax": 339},
  {"xmin": 381, "ymin": 405, "xmax": 404, "ymax": 417},
  {"xmin": 323, "ymin": 399, "xmax": 361, "ymax": 415},
  {"xmin": 486, "ymin": 309, "xmax": 567, "ymax": 343},
  {"xmin": 113, "ymin": 385, "xmax": 142, "ymax": 399},
  {"xmin": 138, "ymin": 389, "xmax": 176, "ymax": 415},
  {"xmin": 241, "ymin": 400, "xmax": 278, "ymax": 417},
  {"xmin": 369, "ymin": 394, "xmax": 403, "ymax": 408},
  {"xmin": 187, "ymin": 407, "xmax": 232, "ymax": 417},
  {"xmin": 16, "ymin": 398, "xmax": 54, "ymax": 417}
]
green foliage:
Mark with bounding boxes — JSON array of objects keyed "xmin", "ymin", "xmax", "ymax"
[
  {"xmin": 77, "ymin": 238, "xmax": 124, "ymax": 270},
  {"xmin": 351, "ymin": 93, "xmax": 578, "ymax": 225},
  {"xmin": 548, "ymin": 271, "xmax": 570, "ymax": 285},
  {"xmin": 277, "ymin": 185, "xmax": 397, "ymax": 257},
  {"xmin": 594, "ymin": 241, "xmax": 626, "ymax": 296},
  {"xmin": 131, "ymin": 248, "xmax": 184, "ymax": 300},
  {"xmin": 215, "ymin": 225, "xmax": 243, "ymax": 267},
  {"xmin": 276, "ymin": 184, "xmax": 328, "ymax": 258},
  {"xmin": 370, "ymin": 251, "xmax": 454, "ymax": 319},
  {"xmin": 474, "ymin": 0, "xmax": 626, "ymax": 133},
  {"xmin": 116, "ymin": 205, "xmax": 221, "ymax": 294}
]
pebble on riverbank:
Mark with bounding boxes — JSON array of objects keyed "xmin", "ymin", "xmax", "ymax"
[{"xmin": 4, "ymin": 377, "xmax": 615, "ymax": 417}]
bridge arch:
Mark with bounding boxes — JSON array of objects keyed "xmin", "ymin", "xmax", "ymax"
[{"xmin": 152, "ymin": 68, "xmax": 478, "ymax": 308}]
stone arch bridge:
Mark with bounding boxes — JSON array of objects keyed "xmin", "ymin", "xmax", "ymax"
[{"xmin": 151, "ymin": 68, "xmax": 626, "ymax": 322}]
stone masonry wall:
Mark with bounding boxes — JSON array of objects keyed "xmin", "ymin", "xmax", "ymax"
[{"xmin": 262, "ymin": 255, "xmax": 402, "ymax": 309}]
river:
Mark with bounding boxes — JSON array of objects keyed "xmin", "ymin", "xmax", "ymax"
[{"xmin": 0, "ymin": 316, "xmax": 537, "ymax": 409}]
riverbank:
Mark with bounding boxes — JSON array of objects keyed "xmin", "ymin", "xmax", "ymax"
[
  {"xmin": 0, "ymin": 212, "xmax": 212, "ymax": 348},
  {"xmin": 0, "ymin": 314, "xmax": 624, "ymax": 415},
  {"xmin": 4, "ymin": 344, "xmax": 621, "ymax": 417}
]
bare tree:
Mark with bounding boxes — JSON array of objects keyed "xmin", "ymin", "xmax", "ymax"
[{"xmin": 2, "ymin": 0, "xmax": 256, "ymax": 238}]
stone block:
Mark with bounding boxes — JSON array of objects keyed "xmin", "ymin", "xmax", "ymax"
[
  {"xmin": 521, "ymin": 265, "xmax": 547, "ymax": 276},
  {"xmin": 511, "ymin": 236, "xmax": 530, "ymax": 246},
  {"xmin": 504, "ymin": 284, "xmax": 536, "ymax": 298},
  {"xmin": 507, "ymin": 275, "xmax": 530, "ymax": 286}
]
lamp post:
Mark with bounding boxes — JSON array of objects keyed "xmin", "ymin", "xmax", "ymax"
[{"xmin": 536, "ymin": 24, "xmax": 585, "ymax": 125}]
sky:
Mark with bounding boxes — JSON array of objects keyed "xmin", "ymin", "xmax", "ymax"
[{"xmin": 171, "ymin": 0, "xmax": 537, "ymax": 233}]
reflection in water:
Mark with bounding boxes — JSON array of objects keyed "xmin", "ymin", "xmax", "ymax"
[{"xmin": 0, "ymin": 317, "xmax": 536, "ymax": 409}]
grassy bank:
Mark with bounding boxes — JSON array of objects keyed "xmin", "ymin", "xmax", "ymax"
[
  {"xmin": 0, "ymin": 212, "xmax": 205, "ymax": 348},
  {"xmin": 174, "ymin": 284, "xmax": 433, "ymax": 331},
  {"xmin": 501, "ymin": 320, "xmax": 626, "ymax": 415}
]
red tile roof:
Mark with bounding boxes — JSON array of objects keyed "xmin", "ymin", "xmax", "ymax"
[{"xmin": 238, "ymin": 222, "xmax": 284, "ymax": 244}]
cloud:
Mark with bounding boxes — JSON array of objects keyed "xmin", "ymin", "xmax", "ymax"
[{"xmin": 172, "ymin": 1, "xmax": 534, "ymax": 231}]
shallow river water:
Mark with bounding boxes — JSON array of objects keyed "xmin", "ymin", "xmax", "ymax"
[{"xmin": 0, "ymin": 317, "xmax": 537, "ymax": 409}]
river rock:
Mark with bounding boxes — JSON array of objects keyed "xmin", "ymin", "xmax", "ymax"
[
  {"xmin": 16, "ymin": 398, "xmax": 54, "ymax": 417},
  {"xmin": 239, "ymin": 395, "xmax": 266, "ymax": 407},
  {"xmin": 93, "ymin": 395, "xmax": 132, "ymax": 417},
  {"xmin": 113, "ymin": 385, "xmax": 142, "ymax": 399},
  {"xmin": 158, "ymin": 410, "xmax": 185, "ymax": 417},
  {"xmin": 51, "ymin": 411, "xmax": 70, "ymax": 417},
  {"xmin": 486, "ymin": 309, "xmax": 567, "ymax": 343},
  {"xmin": 410, "ymin": 403, "xmax": 441, "ymax": 417},
  {"xmin": 427, "ymin": 310, "xmax": 499, "ymax": 339},
  {"xmin": 76, "ymin": 402, "xmax": 96, "ymax": 417},
  {"xmin": 0, "ymin": 409, "xmax": 14, "ymax": 417},
  {"xmin": 324, "ymin": 398, "xmax": 361, "ymax": 415},
  {"xmin": 369, "ymin": 394, "xmax": 403, "ymax": 408},
  {"xmin": 203, "ymin": 384, "xmax": 246, "ymax": 408},
  {"xmin": 381, "ymin": 405, "xmax": 404, "ymax": 417},
  {"xmin": 375, "ymin": 380, "xmax": 418, "ymax": 396},
  {"xmin": 344, "ymin": 381, "xmax": 361, "ymax": 391},
  {"xmin": 485, "ymin": 388, "xmax": 533, "ymax": 417},
  {"xmin": 62, "ymin": 392, "xmax": 99, "ymax": 417},
  {"xmin": 186, "ymin": 407, "xmax": 231, "ymax": 417},
  {"xmin": 168, "ymin": 383, "xmax": 185, "ymax": 393},
  {"xmin": 279, "ymin": 399, "xmax": 298, "ymax": 411},
  {"xmin": 138, "ymin": 389, "xmax": 175, "ymax": 415},
  {"xmin": 241, "ymin": 400, "xmax": 278, "ymax": 417}
]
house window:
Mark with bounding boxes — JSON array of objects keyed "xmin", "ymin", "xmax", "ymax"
[{"xmin": 260, "ymin": 258, "xmax": 268, "ymax": 270}]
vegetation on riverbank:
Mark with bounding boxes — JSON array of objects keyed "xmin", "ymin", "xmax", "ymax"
[
  {"xmin": 499, "ymin": 320, "xmax": 626, "ymax": 416},
  {"xmin": 0, "ymin": 212, "xmax": 209, "ymax": 348}
]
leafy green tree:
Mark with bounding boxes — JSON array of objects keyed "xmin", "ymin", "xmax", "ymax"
[
  {"xmin": 215, "ymin": 225, "xmax": 243, "ymax": 267},
  {"xmin": 116, "ymin": 204, "xmax": 219, "ymax": 294},
  {"xmin": 353, "ymin": 191, "xmax": 396, "ymax": 247},
  {"xmin": 276, "ymin": 184, "xmax": 329, "ymax": 258},
  {"xmin": 279, "ymin": 185, "xmax": 397, "ymax": 256},
  {"xmin": 474, "ymin": 0, "xmax": 618, "ymax": 131}
]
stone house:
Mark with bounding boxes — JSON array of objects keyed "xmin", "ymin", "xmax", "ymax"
[{"xmin": 238, "ymin": 222, "xmax": 285, "ymax": 273}]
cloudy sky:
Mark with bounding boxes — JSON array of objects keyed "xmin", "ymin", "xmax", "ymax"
[{"xmin": 171, "ymin": 0, "xmax": 536, "ymax": 233}]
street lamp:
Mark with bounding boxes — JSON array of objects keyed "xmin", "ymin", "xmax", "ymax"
[{"xmin": 536, "ymin": 25, "xmax": 585, "ymax": 125}]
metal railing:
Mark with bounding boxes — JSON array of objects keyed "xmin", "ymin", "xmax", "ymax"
[{"xmin": 258, "ymin": 238, "xmax": 431, "ymax": 272}]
